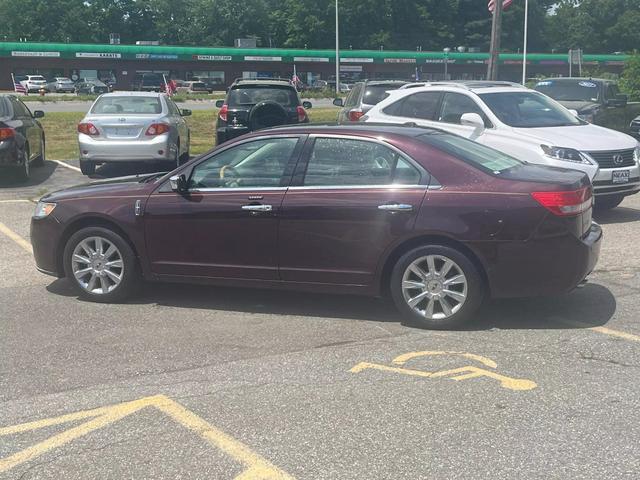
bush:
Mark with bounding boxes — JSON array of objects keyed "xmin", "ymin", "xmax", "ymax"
[{"xmin": 620, "ymin": 53, "xmax": 640, "ymax": 101}]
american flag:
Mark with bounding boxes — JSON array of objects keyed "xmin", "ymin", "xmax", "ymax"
[
  {"xmin": 11, "ymin": 74, "xmax": 27, "ymax": 94},
  {"xmin": 488, "ymin": 0, "xmax": 513, "ymax": 13}
]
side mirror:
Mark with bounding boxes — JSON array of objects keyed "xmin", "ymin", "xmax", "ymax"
[
  {"xmin": 460, "ymin": 112, "xmax": 485, "ymax": 130},
  {"xmin": 568, "ymin": 109, "xmax": 579, "ymax": 117},
  {"xmin": 302, "ymin": 100, "xmax": 312, "ymax": 109},
  {"xmin": 170, "ymin": 174, "xmax": 188, "ymax": 193},
  {"xmin": 333, "ymin": 98, "xmax": 344, "ymax": 107},
  {"xmin": 215, "ymin": 99, "xmax": 225, "ymax": 108},
  {"xmin": 180, "ymin": 109, "xmax": 192, "ymax": 116},
  {"xmin": 608, "ymin": 94, "xmax": 628, "ymax": 108},
  {"xmin": 32, "ymin": 110, "xmax": 45, "ymax": 118}
]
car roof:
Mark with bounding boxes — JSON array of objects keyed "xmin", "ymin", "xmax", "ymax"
[
  {"xmin": 538, "ymin": 77, "xmax": 607, "ymax": 83},
  {"xmin": 363, "ymin": 79, "xmax": 409, "ymax": 86},
  {"xmin": 97, "ymin": 91, "xmax": 165, "ymax": 97},
  {"xmin": 232, "ymin": 79, "xmax": 294, "ymax": 87},
  {"xmin": 394, "ymin": 81, "xmax": 534, "ymax": 96},
  {"xmin": 247, "ymin": 122, "xmax": 444, "ymax": 139}
]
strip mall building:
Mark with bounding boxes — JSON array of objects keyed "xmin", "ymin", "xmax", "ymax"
[{"xmin": 0, "ymin": 41, "xmax": 629, "ymax": 90}]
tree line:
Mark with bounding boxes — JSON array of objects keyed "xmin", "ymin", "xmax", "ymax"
[{"xmin": 1, "ymin": 0, "xmax": 639, "ymax": 54}]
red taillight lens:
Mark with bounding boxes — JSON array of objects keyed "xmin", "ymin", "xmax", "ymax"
[
  {"xmin": 296, "ymin": 106, "xmax": 308, "ymax": 122},
  {"xmin": 348, "ymin": 109, "xmax": 364, "ymax": 122},
  {"xmin": 145, "ymin": 123, "xmax": 170, "ymax": 136},
  {"xmin": 218, "ymin": 104, "xmax": 228, "ymax": 122},
  {"xmin": 77, "ymin": 123, "xmax": 99, "ymax": 136},
  {"xmin": 531, "ymin": 186, "xmax": 593, "ymax": 216},
  {"xmin": 0, "ymin": 127, "xmax": 15, "ymax": 140}
]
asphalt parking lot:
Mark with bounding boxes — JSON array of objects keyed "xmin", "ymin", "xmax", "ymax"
[{"xmin": 1, "ymin": 160, "xmax": 639, "ymax": 479}]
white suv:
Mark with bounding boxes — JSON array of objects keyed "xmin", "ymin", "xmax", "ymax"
[
  {"xmin": 21, "ymin": 75, "xmax": 47, "ymax": 93},
  {"xmin": 363, "ymin": 81, "xmax": 640, "ymax": 209}
]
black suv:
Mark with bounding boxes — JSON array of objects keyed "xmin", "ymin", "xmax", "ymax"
[
  {"xmin": 333, "ymin": 79, "xmax": 408, "ymax": 122},
  {"xmin": 215, "ymin": 79, "xmax": 312, "ymax": 144}
]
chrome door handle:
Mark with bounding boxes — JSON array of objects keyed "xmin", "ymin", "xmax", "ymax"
[
  {"xmin": 242, "ymin": 204, "xmax": 273, "ymax": 212},
  {"xmin": 378, "ymin": 203, "xmax": 413, "ymax": 212}
]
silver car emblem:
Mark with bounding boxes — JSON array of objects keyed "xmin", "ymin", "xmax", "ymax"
[
  {"xmin": 613, "ymin": 154, "xmax": 624, "ymax": 165},
  {"xmin": 118, "ymin": 118, "xmax": 126, "ymax": 122}
]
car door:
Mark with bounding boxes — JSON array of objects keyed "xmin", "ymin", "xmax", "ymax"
[
  {"xmin": 278, "ymin": 135, "xmax": 428, "ymax": 286},
  {"xmin": 144, "ymin": 135, "xmax": 304, "ymax": 280}
]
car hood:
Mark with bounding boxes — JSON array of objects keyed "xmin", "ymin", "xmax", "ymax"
[
  {"xmin": 43, "ymin": 173, "xmax": 163, "ymax": 202},
  {"xmin": 553, "ymin": 100, "xmax": 599, "ymax": 112},
  {"xmin": 511, "ymin": 123, "xmax": 638, "ymax": 151}
]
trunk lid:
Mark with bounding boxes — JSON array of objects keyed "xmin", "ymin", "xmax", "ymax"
[{"xmin": 85, "ymin": 115, "xmax": 162, "ymax": 141}]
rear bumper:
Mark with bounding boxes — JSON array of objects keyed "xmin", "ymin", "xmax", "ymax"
[
  {"xmin": 0, "ymin": 141, "xmax": 21, "ymax": 167},
  {"xmin": 79, "ymin": 134, "xmax": 175, "ymax": 162},
  {"xmin": 216, "ymin": 126, "xmax": 250, "ymax": 144},
  {"xmin": 480, "ymin": 222, "xmax": 602, "ymax": 299}
]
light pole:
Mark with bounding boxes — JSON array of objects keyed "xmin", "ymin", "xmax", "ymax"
[
  {"xmin": 522, "ymin": 0, "xmax": 529, "ymax": 84},
  {"xmin": 443, "ymin": 48, "xmax": 451, "ymax": 80},
  {"xmin": 335, "ymin": 0, "xmax": 340, "ymax": 96}
]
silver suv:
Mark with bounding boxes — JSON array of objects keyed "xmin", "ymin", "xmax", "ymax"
[{"xmin": 333, "ymin": 80, "xmax": 407, "ymax": 122}]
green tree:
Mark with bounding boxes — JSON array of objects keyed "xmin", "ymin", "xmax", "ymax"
[{"xmin": 620, "ymin": 53, "xmax": 640, "ymax": 100}]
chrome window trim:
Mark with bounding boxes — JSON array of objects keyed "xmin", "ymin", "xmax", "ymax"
[
  {"xmin": 288, "ymin": 184, "xmax": 428, "ymax": 191},
  {"xmin": 189, "ymin": 186, "xmax": 288, "ymax": 193}
]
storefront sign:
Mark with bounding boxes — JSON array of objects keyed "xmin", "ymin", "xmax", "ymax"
[
  {"xmin": 11, "ymin": 51, "xmax": 59, "ymax": 57},
  {"xmin": 193, "ymin": 55, "xmax": 232, "ymax": 61},
  {"xmin": 76, "ymin": 52, "xmax": 121, "ymax": 58},
  {"xmin": 342, "ymin": 57, "xmax": 374, "ymax": 63},
  {"xmin": 137, "ymin": 54, "xmax": 179, "ymax": 60},
  {"xmin": 244, "ymin": 56, "xmax": 282, "ymax": 62},
  {"xmin": 340, "ymin": 65, "xmax": 363, "ymax": 72},
  {"xmin": 384, "ymin": 58, "xmax": 416, "ymax": 64},
  {"xmin": 293, "ymin": 56, "xmax": 329, "ymax": 63}
]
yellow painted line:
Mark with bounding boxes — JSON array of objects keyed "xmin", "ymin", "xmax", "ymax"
[
  {"xmin": 560, "ymin": 320, "xmax": 640, "ymax": 343},
  {"xmin": 393, "ymin": 350, "xmax": 498, "ymax": 369},
  {"xmin": 52, "ymin": 160, "xmax": 82, "ymax": 173},
  {"xmin": 0, "ymin": 395, "xmax": 294, "ymax": 479},
  {"xmin": 0, "ymin": 221, "xmax": 32, "ymax": 253}
]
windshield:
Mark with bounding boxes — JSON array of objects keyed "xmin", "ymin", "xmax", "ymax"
[
  {"xmin": 363, "ymin": 84, "xmax": 405, "ymax": 105},
  {"xmin": 418, "ymin": 131, "xmax": 523, "ymax": 174},
  {"xmin": 479, "ymin": 91, "xmax": 584, "ymax": 128},
  {"xmin": 228, "ymin": 87, "xmax": 298, "ymax": 107},
  {"xmin": 91, "ymin": 96, "xmax": 162, "ymax": 115},
  {"xmin": 57, "ymin": 78, "xmax": 73, "ymax": 82},
  {"xmin": 534, "ymin": 80, "xmax": 600, "ymax": 102}
]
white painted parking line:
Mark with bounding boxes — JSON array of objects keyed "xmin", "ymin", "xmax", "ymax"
[
  {"xmin": 52, "ymin": 160, "xmax": 82, "ymax": 173},
  {"xmin": 0, "ymin": 200, "xmax": 33, "ymax": 204},
  {"xmin": 0, "ymin": 221, "xmax": 32, "ymax": 253}
]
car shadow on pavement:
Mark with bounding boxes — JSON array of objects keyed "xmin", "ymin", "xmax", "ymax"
[
  {"xmin": 46, "ymin": 278, "xmax": 616, "ymax": 331},
  {"xmin": 0, "ymin": 161, "xmax": 56, "ymax": 188},
  {"xmin": 593, "ymin": 206, "xmax": 640, "ymax": 225}
]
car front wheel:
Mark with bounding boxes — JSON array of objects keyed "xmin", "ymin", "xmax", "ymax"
[
  {"xmin": 80, "ymin": 159, "xmax": 96, "ymax": 176},
  {"xmin": 594, "ymin": 194, "xmax": 624, "ymax": 211},
  {"xmin": 63, "ymin": 227, "xmax": 139, "ymax": 303},
  {"xmin": 390, "ymin": 245, "xmax": 485, "ymax": 329}
]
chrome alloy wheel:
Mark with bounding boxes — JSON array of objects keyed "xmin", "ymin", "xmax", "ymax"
[
  {"xmin": 71, "ymin": 236, "xmax": 124, "ymax": 294},
  {"xmin": 401, "ymin": 255, "xmax": 468, "ymax": 320}
]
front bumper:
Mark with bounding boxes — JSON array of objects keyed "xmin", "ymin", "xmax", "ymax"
[
  {"xmin": 79, "ymin": 134, "xmax": 175, "ymax": 162},
  {"xmin": 592, "ymin": 164, "xmax": 640, "ymax": 197},
  {"xmin": 31, "ymin": 215, "xmax": 64, "ymax": 278}
]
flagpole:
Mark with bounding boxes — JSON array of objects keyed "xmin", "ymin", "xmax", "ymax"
[
  {"xmin": 522, "ymin": 0, "xmax": 529, "ymax": 85},
  {"xmin": 335, "ymin": 0, "xmax": 340, "ymax": 97}
]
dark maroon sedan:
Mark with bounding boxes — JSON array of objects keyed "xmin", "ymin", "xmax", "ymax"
[{"xmin": 31, "ymin": 124, "xmax": 601, "ymax": 328}]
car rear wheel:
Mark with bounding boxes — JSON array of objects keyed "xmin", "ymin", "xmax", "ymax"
[
  {"xmin": 63, "ymin": 227, "xmax": 139, "ymax": 303},
  {"xmin": 80, "ymin": 159, "xmax": 96, "ymax": 176},
  {"xmin": 390, "ymin": 245, "xmax": 484, "ymax": 329},
  {"xmin": 594, "ymin": 195, "xmax": 624, "ymax": 211}
]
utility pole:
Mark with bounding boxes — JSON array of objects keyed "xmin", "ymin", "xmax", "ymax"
[{"xmin": 487, "ymin": 0, "xmax": 503, "ymax": 81}]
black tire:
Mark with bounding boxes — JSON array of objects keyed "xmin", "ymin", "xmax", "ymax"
[
  {"xmin": 63, "ymin": 226, "xmax": 140, "ymax": 303},
  {"xmin": 594, "ymin": 195, "xmax": 624, "ymax": 211},
  {"xmin": 80, "ymin": 159, "xmax": 96, "ymax": 176},
  {"xmin": 33, "ymin": 137, "xmax": 45, "ymax": 167},
  {"xmin": 16, "ymin": 143, "xmax": 30, "ymax": 182},
  {"xmin": 390, "ymin": 245, "xmax": 485, "ymax": 329}
]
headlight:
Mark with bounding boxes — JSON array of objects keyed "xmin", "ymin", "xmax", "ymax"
[
  {"xmin": 33, "ymin": 201, "xmax": 56, "ymax": 219},
  {"xmin": 541, "ymin": 145, "xmax": 593, "ymax": 165}
]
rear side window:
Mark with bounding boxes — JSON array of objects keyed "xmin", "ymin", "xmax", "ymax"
[
  {"xmin": 0, "ymin": 98, "xmax": 9, "ymax": 117},
  {"xmin": 91, "ymin": 96, "xmax": 162, "ymax": 114},
  {"xmin": 363, "ymin": 84, "xmax": 403, "ymax": 105},
  {"xmin": 303, "ymin": 137, "xmax": 421, "ymax": 186},
  {"xmin": 9, "ymin": 97, "xmax": 31, "ymax": 117},
  {"xmin": 417, "ymin": 131, "xmax": 522, "ymax": 174},
  {"xmin": 228, "ymin": 87, "xmax": 298, "ymax": 107},
  {"xmin": 383, "ymin": 92, "xmax": 441, "ymax": 120}
]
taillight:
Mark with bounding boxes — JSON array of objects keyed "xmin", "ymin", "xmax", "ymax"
[
  {"xmin": 145, "ymin": 123, "xmax": 170, "ymax": 136},
  {"xmin": 218, "ymin": 104, "xmax": 228, "ymax": 122},
  {"xmin": 77, "ymin": 123, "xmax": 99, "ymax": 136},
  {"xmin": 531, "ymin": 186, "xmax": 592, "ymax": 216},
  {"xmin": 348, "ymin": 109, "xmax": 364, "ymax": 122},
  {"xmin": 296, "ymin": 106, "xmax": 308, "ymax": 122},
  {"xmin": 0, "ymin": 127, "xmax": 15, "ymax": 140}
]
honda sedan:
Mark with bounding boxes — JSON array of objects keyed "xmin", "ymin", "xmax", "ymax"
[{"xmin": 32, "ymin": 124, "xmax": 601, "ymax": 329}]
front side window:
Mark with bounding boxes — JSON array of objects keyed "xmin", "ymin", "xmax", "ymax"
[
  {"xmin": 166, "ymin": 99, "xmax": 180, "ymax": 115},
  {"xmin": 91, "ymin": 96, "xmax": 162, "ymax": 115},
  {"xmin": 10, "ymin": 97, "xmax": 31, "ymax": 117},
  {"xmin": 382, "ymin": 92, "xmax": 441, "ymax": 120},
  {"xmin": 479, "ymin": 91, "xmax": 583, "ymax": 128},
  {"xmin": 189, "ymin": 137, "xmax": 299, "ymax": 189},
  {"xmin": 438, "ymin": 93, "xmax": 489, "ymax": 126},
  {"xmin": 303, "ymin": 137, "xmax": 421, "ymax": 186}
]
